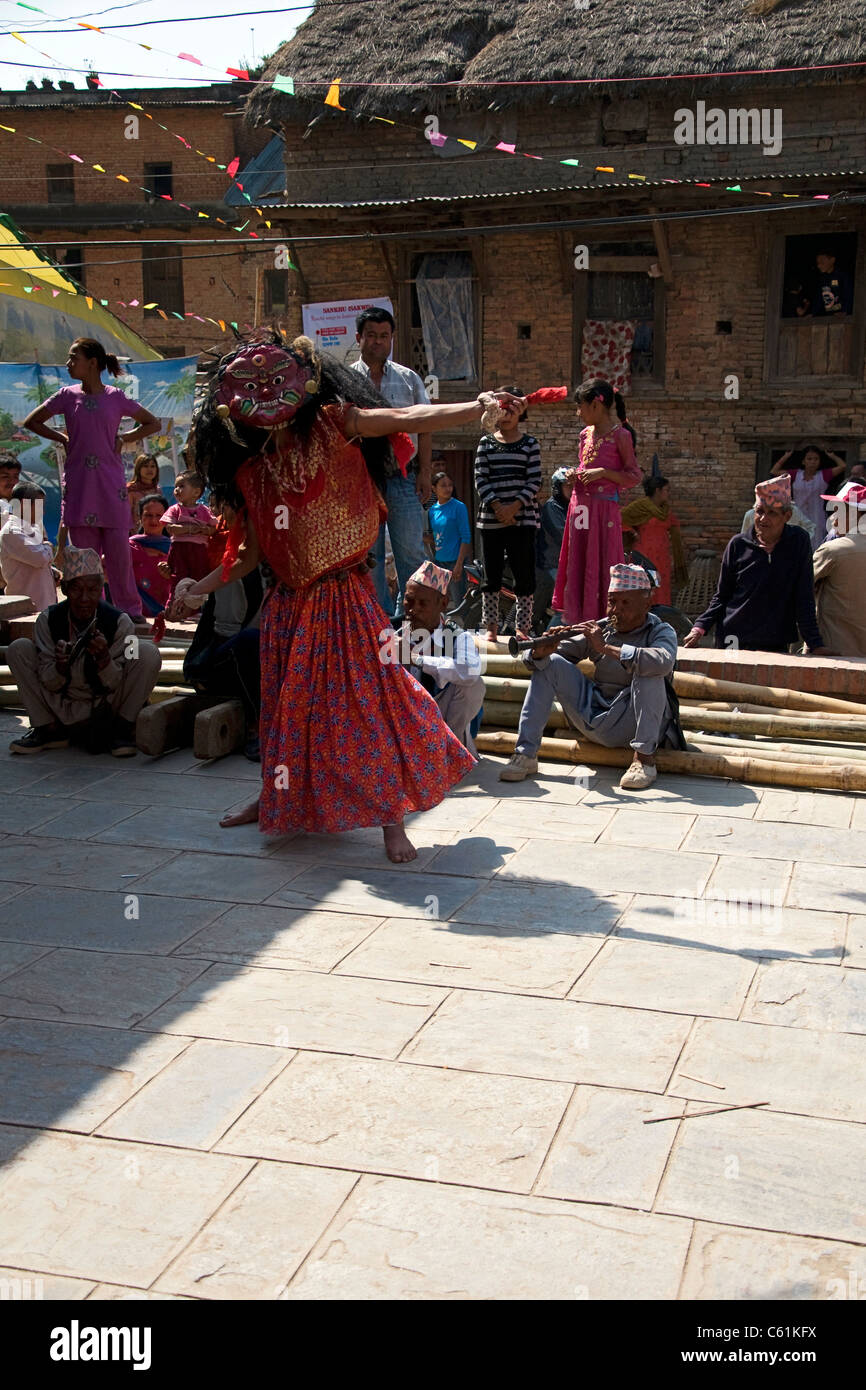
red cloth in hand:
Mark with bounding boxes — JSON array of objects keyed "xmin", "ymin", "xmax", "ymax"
[
  {"xmin": 524, "ymin": 387, "xmax": 569, "ymax": 404},
  {"xmin": 389, "ymin": 432, "xmax": 414, "ymax": 478},
  {"xmin": 220, "ymin": 512, "xmax": 248, "ymax": 584}
]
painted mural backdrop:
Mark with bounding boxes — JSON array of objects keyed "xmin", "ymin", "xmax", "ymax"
[{"xmin": 0, "ymin": 357, "xmax": 197, "ymax": 541}]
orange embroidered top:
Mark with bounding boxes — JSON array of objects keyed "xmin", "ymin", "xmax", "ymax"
[{"xmin": 235, "ymin": 402, "xmax": 386, "ymax": 590}]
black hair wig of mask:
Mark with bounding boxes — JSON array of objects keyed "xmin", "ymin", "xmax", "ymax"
[{"xmin": 194, "ymin": 332, "xmax": 395, "ymax": 501}]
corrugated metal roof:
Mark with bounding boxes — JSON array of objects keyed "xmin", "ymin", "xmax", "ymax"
[
  {"xmin": 260, "ymin": 167, "xmax": 866, "ymax": 210},
  {"xmin": 225, "ymin": 134, "xmax": 286, "ymax": 207}
]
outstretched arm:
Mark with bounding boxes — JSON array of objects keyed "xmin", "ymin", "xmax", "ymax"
[{"xmin": 344, "ymin": 392, "xmax": 519, "ymax": 440}]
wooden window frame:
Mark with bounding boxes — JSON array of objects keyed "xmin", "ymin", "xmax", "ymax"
[
  {"xmin": 46, "ymin": 163, "xmax": 75, "ymax": 205},
  {"xmin": 143, "ymin": 162, "xmax": 173, "ymax": 203},
  {"xmin": 764, "ymin": 228, "xmax": 866, "ymax": 385},
  {"xmin": 754, "ymin": 438, "xmax": 862, "ymax": 489},
  {"xmin": 572, "ymin": 259, "xmax": 666, "ymax": 393},
  {"xmin": 397, "ymin": 243, "xmax": 482, "ymax": 401},
  {"xmin": 142, "ymin": 244, "xmax": 184, "ymax": 318}
]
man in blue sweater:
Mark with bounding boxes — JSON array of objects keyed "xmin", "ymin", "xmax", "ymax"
[{"xmin": 682, "ymin": 476, "xmax": 831, "ymax": 654}]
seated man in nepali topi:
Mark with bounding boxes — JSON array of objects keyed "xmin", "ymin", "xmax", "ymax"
[
  {"xmin": 6, "ymin": 545, "xmax": 160, "ymax": 756},
  {"xmin": 683, "ymin": 475, "xmax": 830, "ymax": 655},
  {"xmin": 390, "ymin": 560, "xmax": 485, "ymax": 753},
  {"xmin": 500, "ymin": 562, "xmax": 683, "ymax": 791}
]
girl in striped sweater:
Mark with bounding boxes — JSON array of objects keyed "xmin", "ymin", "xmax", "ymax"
[{"xmin": 473, "ymin": 387, "xmax": 541, "ymax": 642}]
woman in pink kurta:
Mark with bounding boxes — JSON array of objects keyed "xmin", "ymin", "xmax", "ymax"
[
  {"xmin": 552, "ymin": 378, "xmax": 642, "ymax": 623},
  {"xmin": 22, "ymin": 337, "xmax": 160, "ymax": 620}
]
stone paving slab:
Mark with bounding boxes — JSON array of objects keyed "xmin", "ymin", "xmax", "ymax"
[
  {"xmin": 0, "ymin": 887, "xmax": 230, "ymax": 955},
  {"xmin": 0, "ymin": 1267, "xmax": 96, "ymax": 1300},
  {"xmin": 403, "ymin": 990, "xmax": 691, "ymax": 1091},
  {"xmin": 614, "ymin": 894, "xmax": 846, "ymax": 965},
  {"xmin": 847, "ymin": 916, "xmax": 866, "ymax": 969},
  {"xmin": 334, "ymin": 916, "xmax": 606, "ymax": 997},
  {"xmin": 134, "ymin": 851, "xmax": 307, "ymax": 905},
  {"xmin": 0, "ymin": 836, "xmax": 174, "ymax": 891},
  {"xmin": 0, "ymin": 794, "xmax": 92, "ymax": 836},
  {"xmin": 265, "ymin": 866, "xmax": 480, "ymax": 919},
  {"xmin": 656, "ymin": 1107, "xmax": 866, "ymax": 1245},
  {"xmin": 0, "ymin": 1127, "xmax": 253, "ymax": 1287},
  {"xmin": 500, "ymin": 840, "xmax": 717, "ymax": 897},
  {"xmin": 154, "ymin": 1161, "xmax": 357, "ymax": 1300},
  {"xmin": 172, "ymin": 905, "xmax": 384, "ymax": 973},
  {"xmin": 581, "ymin": 774, "xmax": 761, "ymax": 818},
  {"xmin": 450, "ymin": 881, "xmax": 629, "ymax": 935},
  {"xmin": 94, "ymin": 806, "xmax": 290, "ymax": 858},
  {"xmin": 0, "ymin": 1019, "xmax": 188, "ymax": 1132},
  {"xmin": 471, "ymin": 800, "xmax": 615, "ymax": 843},
  {"xmin": 0, "ymin": 942, "xmax": 53, "ymax": 982},
  {"xmin": 140, "ymin": 963, "xmax": 447, "ymax": 1059},
  {"xmin": 670, "ymin": 1017, "xmax": 866, "ymax": 1124},
  {"xmin": 600, "ymin": 807, "xmax": 697, "ymax": 851},
  {"xmin": 534, "ymin": 1085, "xmax": 684, "ymax": 1209},
  {"xmin": 0, "ymin": 948, "xmax": 211, "ymax": 1030},
  {"xmin": 787, "ymin": 861, "xmax": 866, "ymax": 915},
  {"xmin": 570, "ymin": 938, "xmax": 757, "ymax": 1020},
  {"xmin": 22, "ymin": 801, "xmax": 146, "ymax": 841},
  {"xmin": 283, "ymin": 1174, "xmax": 693, "ymax": 1300},
  {"xmin": 708, "ymin": 854, "xmax": 793, "ymax": 903},
  {"xmin": 680, "ymin": 1223, "xmax": 866, "ymax": 1300},
  {"xmin": 685, "ymin": 816, "xmax": 863, "ymax": 869},
  {"xmin": 755, "ymin": 789, "xmax": 853, "ymax": 829},
  {"xmin": 98, "ymin": 1039, "xmax": 294, "ymax": 1149},
  {"xmin": 217, "ymin": 1051, "xmax": 572, "ymax": 1194},
  {"xmin": 743, "ymin": 961, "xmax": 866, "ymax": 1035}
]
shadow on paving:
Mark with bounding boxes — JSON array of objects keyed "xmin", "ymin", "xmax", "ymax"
[{"xmin": 0, "ymin": 714, "xmax": 863, "ymax": 1274}]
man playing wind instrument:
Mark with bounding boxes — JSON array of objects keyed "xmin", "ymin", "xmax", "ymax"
[{"xmin": 499, "ymin": 563, "xmax": 683, "ymax": 791}]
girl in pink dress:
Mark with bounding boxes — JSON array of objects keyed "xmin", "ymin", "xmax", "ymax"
[
  {"xmin": 22, "ymin": 338, "xmax": 160, "ymax": 620},
  {"xmin": 552, "ymin": 377, "xmax": 642, "ymax": 624}
]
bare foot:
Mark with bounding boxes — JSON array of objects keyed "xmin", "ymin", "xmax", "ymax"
[
  {"xmin": 220, "ymin": 798, "xmax": 260, "ymax": 828},
  {"xmin": 486, "ymin": 629, "xmax": 499, "ymax": 644},
  {"xmin": 383, "ymin": 822, "xmax": 417, "ymax": 863}
]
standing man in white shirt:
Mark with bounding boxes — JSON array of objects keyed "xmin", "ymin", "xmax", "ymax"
[
  {"xmin": 352, "ymin": 307, "xmax": 432, "ymax": 618},
  {"xmin": 0, "ymin": 482, "xmax": 57, "ymax": 611}
]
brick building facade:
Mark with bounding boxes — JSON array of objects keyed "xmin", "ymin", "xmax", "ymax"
[
  {"xmin": 247, "ymin": 23, "xmax": 866, "ymax": 559},
  {"xmin": 0, "ymin": 83, "xmax": 270, "ymax": 360}
]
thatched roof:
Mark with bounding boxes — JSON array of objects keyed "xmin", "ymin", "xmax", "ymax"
[{"xmin": 247, "ymin": 0, "xmax": 866, "ymax": 125}]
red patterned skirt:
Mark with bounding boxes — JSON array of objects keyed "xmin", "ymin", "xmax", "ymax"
[{"xmin": 259, "ymin": 569, "xmax": 475, "ymax": 835}]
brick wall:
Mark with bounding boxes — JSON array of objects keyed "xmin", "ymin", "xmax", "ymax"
[{"xmin": 1, "ymin": 93, "xmax": 268, "ymax": 358}]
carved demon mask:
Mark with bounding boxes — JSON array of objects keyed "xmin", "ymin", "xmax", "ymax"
[{"xmin": 215, "ymin": 343, "xmax": 316, "ymax": 431}]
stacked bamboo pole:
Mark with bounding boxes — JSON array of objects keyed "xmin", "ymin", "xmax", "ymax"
[{"xmin": 476, "ymin": 652, "xmax": 866, "ymax": 792}]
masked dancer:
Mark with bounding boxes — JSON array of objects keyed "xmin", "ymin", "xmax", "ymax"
[{"xmin": 174, "ymin": 333, "xmax": 515, "ymax": 862}]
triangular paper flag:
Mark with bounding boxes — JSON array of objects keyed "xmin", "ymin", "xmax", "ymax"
[
  {"xmin": 157, "ymin": 310, "xmax": 168, "ymax": 320},
  {"xmin": 428, "ymin": 132, "xmax": 447, "ymax": 148},
  {"xmin": 86, "ymin": 297, "xmax": 93, "ymax": 309},
  {"xmin": 92, "ymin": 164, "xmax": 105, "ymax": 172},
  {"xmin": 457, "ymin": 139, "xmax": 477, "ymax": 149},
  {"xmin": 179, "ymin": 53, "xmax": 203, "ymax": 65},
  {"xmin": 325, "ymin": 82, "xmax": 345, "ymax": 110},
  {"xmin": 560, "ymin": 159, "xmax": 580, "ymax": 167},
  {"xmin": 144, "ymin": 303, "xmax": 158, "ymax": 310},
  {"xmin": 273, "ymin": 75, "xmax": 295, "ymax": 95},
  {"xmin": 495, "ymin": 142, "xmax": 516, "ymax": 153},
  {"xmin": 226, "ymin": 68, "xmax": 250, "ymax": 81},
  {"xmin": 68, "ymin": 154, "xmax": 84, "ymax": 164},
  {"xmin": 226, "ymin": 157, "xmax": 240, "ymax": 178}
]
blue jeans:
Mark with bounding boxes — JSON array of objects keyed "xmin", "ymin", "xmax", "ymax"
[{"xmin": 372, "ymin": 473, "xmax": 428, "ymax": 618}]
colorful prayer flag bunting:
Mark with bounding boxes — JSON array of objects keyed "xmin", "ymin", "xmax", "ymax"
[
  {"xmin": 273, "ymin": 75, "xmax": 295, "ymax": 95},
  {"xmin": 325, "ymin": 82, "xmax": 346, "ymax": 111}
]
